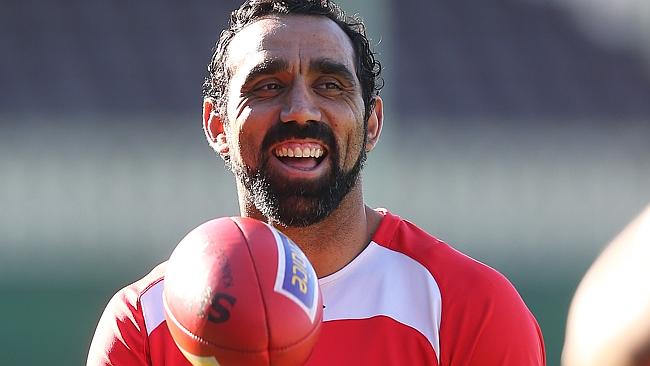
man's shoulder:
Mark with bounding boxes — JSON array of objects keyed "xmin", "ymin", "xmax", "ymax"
[
  {"xmin": 87, "ymin": 262, "xmax": 171, "ymax": 365},
  {"xmin": 373, "ymin": 209, "xmax": 521, "ymax": 300},
  {"xmin": 372, "ymin": 210, "xmax": 545, "ymax": 364},
  {"xmin": 106, "ymin": 262, "xmax": 168, "ymax": 318},
  {"xmin": 130, "ymin": 262, "xmax": 167, "ymax": 295}
]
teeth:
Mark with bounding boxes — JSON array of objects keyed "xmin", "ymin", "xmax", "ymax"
[{"xmin": 275, "ymin": 145, "xmax": 325, "ymax": 158}]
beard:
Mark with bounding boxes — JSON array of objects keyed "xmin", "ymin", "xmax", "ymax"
[{"xmin": 230, "ymin": 121, "xmax": 367, "ymax": 227}]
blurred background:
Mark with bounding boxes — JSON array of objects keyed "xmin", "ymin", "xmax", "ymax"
[{"xmin": 1, "ymin": 0, "xmax": 649, "ymax": 364}]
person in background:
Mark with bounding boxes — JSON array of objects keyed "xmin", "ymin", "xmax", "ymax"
[{"xmin": 564, "ymin": 204, "xmax": 650, "ymax": 366}]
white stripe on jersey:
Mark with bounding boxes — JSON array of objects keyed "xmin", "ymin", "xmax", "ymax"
[
  {"xmin": 318, "ymin": 241, "xmax": 442, "ymax": 362},
  {"xmin": 141, "ymin": 280, "xmax": 165, "ymax": 336}
]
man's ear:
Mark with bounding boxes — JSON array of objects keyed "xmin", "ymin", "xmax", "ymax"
[
  {"xmin": 365, "ymin": 96, "xmax": 384, "ymax": 152},
  {"xmin": 203, "ymin": 98, "xmax": 229, "ymax": 157}
]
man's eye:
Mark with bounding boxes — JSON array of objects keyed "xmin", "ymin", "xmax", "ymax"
[
  {"xmin": 250, "ymin": 82, "xmax": 284, "ymax": 97},
  {"xmin": 257, "ymin": 83, "xmax": 282, "ymax": 91},
  {"xmin": 316, "ymin": 82, "xmax": 342, "ymax": 91}
]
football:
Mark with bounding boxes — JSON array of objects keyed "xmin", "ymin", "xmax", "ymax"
[{"xmin": 163, "ymin": 217, "xmax": 323, "ymax": 366}]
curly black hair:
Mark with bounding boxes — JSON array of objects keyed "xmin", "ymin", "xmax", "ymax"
[{"xmin": 203, "ymin": 0, "xmax": 383, "ymax": 124}]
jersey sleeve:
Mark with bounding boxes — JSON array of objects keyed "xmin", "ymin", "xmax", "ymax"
[
  {"xmin": 87, "ymin": 286, "xmax": 149, "ymax": 366},
  {"xmin": 377, "ymin": 214, "xmax": 546, "ymax": 365},
  {"xmin": 439, "ymin": 261, "xmax": 546, "ymax": 365}
]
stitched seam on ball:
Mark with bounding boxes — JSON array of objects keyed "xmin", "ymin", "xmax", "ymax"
[
  {"xmin": 164, "ymin": 288, "xmax": 269, "ymax": 353},
  {"xmin": 231, "ymin": 217, "xmax": 273, "ymax": 356}
]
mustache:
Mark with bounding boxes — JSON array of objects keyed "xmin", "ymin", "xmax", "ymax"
[{"xmin": 261, "ymin": 121, "xmax": 336, "ymax": 152}]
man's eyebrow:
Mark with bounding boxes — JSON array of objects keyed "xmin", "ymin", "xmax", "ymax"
[
  {"xmin": 310, "ymin": 58, "xmax": 357, "ymax": 85},
  {"xmin": 242, "ymin": 59, "xmax": 290, "ymax": 87}
]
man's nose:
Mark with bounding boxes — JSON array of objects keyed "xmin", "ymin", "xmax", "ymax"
[{"xmin": 280, "ymin": 81, "xmax": 321, "ymax": 124}]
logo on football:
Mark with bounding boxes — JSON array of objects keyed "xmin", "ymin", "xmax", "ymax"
[{"xmin": 163, "ymin": 217, "xmax": 323, "ymax": 366}]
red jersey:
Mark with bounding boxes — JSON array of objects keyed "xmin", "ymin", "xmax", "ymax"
[{"xmin": 88, "ymin": 210, "xmax": 545, "ymax": 365}]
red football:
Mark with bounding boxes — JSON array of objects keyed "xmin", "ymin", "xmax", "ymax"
[{"xmin": 163, "ymin": 217, "xmax": 322, "ymax": 366}]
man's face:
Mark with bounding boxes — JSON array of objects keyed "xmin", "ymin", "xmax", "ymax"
[{"xmin": 222, "ymin": 15, "xmax": 368, "ymax": 227}]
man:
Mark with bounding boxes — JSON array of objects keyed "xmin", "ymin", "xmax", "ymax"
[
  {"xmin": 563, "ymin": 204, "xmax": 650, "ymax": 366},
  {"xmin": 88, "ymin": 0, "xmax": 545, "ymax": 365}
]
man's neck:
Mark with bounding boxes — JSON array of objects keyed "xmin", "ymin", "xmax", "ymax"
[
  {"xmin": 280, "ymin": 193, "xmax": 382, "ymax": 278},
  {"xmin": 238, "ymin": 184, "xmax": 382, "ymax": 278}
]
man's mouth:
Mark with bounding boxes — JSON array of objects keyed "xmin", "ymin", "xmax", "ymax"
[{"xmin": 272, "ymin": 141, "xmax": 328, "ymax": 171}]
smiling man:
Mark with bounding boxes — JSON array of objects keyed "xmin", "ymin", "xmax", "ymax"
[{"xmin": 87, "ymin": 1, "xmax": 545, "ymax": 365}]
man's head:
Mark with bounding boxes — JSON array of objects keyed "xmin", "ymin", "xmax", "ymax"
[
  {"xmin": 202, "ymin": 0, "xmax": 384, "ymax": 228},
  {"xmin": 203, "ymin": 0, "xmax": 382, "ymax": 123}
]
